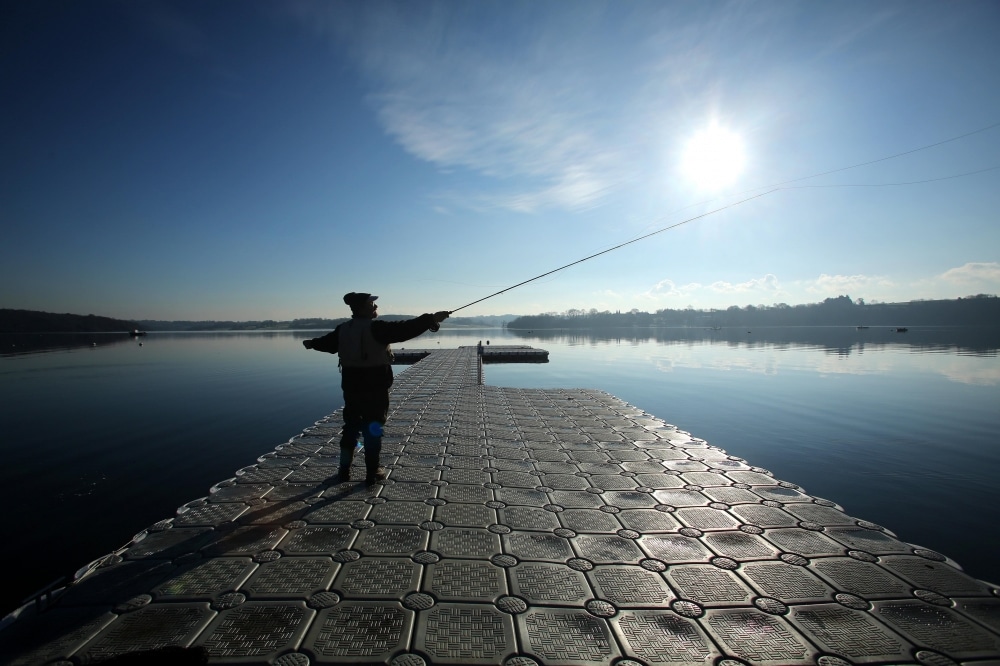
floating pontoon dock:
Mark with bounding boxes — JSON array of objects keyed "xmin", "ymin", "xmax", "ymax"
[
  {"xmin": 393, "ymin": 345, "xmax": 549, "ymax": 365},
  {"xmin": 2, "ymin": 346, "xmax": 998, "ymax": 665}
]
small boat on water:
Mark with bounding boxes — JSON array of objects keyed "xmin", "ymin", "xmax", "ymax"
[
  {"xmin": 893, "ymin": 327, "xmax": 908, "ymax": 333},
  {"xmin": 129, "ymin": 329, "xmax": 147, "ymax": 337},
  {"xmin": 856, "ymin": 325, "xmax": 869, "ymax": 330}
]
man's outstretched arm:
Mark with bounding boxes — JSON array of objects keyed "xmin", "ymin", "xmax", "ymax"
[
  {"xmin": 371, "ymin": 311, "xmax": 450, "ymax": 345},
  {"xmin": 303, "ymin": 328, "xmax": 340, "ymax": 353}
]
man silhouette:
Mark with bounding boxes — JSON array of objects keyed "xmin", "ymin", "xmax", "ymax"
[{"xmin": 303, "ymin": 293, "xmax": 449, "ymax": 484}]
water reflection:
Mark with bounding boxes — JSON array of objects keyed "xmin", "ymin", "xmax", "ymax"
[
  {"xmin": 0, "ymin": 332, "xmax": 138, "ymax": 356},
  {"xmin": 497, "ymin": 327, "xmax": 1000, "ymax": 386},
  {"xmin": 506, "ymin": 325, "xmax": 1000, "ymax": 357}
]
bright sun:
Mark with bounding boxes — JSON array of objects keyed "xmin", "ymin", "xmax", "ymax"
[{"xmin": 681, "ymin": 124, "xmax": 746, "ymax": 190}]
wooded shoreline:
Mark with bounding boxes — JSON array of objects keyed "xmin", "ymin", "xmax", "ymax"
[
  {"xmin": 3, "ymin": 294, "xmax": 997, "ymax": 333},
  {"xmin": 508, "ymin": 295, "xmax": 1000, "ymax": 329}
]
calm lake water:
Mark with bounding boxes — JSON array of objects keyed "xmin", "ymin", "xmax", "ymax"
[{"xmin": 1, "ymin": 326, "xmax": 998, "ymax": 616}]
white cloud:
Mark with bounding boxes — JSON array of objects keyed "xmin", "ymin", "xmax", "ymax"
[
  {"xmin": 290, "ymin": 1, "xmax": 760, "ymax": 214},
  {"xmin": 642, "ymin": 273, "xmax": 787, "ymax": 306},
  {"xmin": 373, "ymin": 85, "xmax": 632, "ymax": 213},
  {"xmin": 647, "ymin": 279, "xmax": 689, "ymax": 299},
  {"xmin": 805, "ymin": 273, "xmax": 894, "ymax": 296},
  {"xmin": 288, "ymin": 0, "xmax": 989, "ymax": 227},
  {"xmin": 907, "ymin": 262, "xmax": 1000, "ymax": 301},
  {"xmin": 707, "ymin": 274, "xmax": 781, "ymax": 294},
  {"xmin": 310, "ymin": 4, "xmax": 641, "ymax": 214},
  {"xmin": 938, "ymin": 262, "xmax": 1000, "ymax": 286},
  {"xmin": 640, "ymin": 267, "xmax": 997, "ymax": 311}
]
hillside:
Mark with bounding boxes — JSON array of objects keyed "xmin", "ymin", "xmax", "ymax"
[
  {"xmin": 508, "ymin": 295, "xmax": 1000, "ymax": 329},
  {"xmin": 133, "ymin": 315, "xmax": 515, "ymax": 331},
  {"xmin": 0, "ymin": 309, "xmax": 138, "ymax": 333},
  {"xmin": 0, "ymin": 309, "xmax": 516, "ymax": 333}
]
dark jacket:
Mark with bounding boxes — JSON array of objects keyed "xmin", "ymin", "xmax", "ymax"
[{"xmin": 305, "ymin": 314, "xmax": 439, "ymax": 393}]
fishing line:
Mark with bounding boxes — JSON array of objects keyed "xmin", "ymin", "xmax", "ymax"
[
  {"xmin": 765, "ymin": 120, "xmax": 1000, "ymax": 190},
  {"xmin": 448, "ymin": 121, "xmax": 1000, "ymax": 314},
  {"xmin": 782, "ymin": 164, "xmax": 1000, "ymax": 189},
  {"xmin": 621, "ymin": 121, "xmax": 1000, "ymax": 243},
  {"xmin": 449, "ymin": 189, "xmax": 777, "ymax": 313}
]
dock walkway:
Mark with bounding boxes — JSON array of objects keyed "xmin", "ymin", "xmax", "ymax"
[
  {"xmin": 392, "ymin": 345, "xmax": 549, "ymax": 365},
  {"xmin": 2, "ymin": 347, "xmax": 999, "ymax": 665}
]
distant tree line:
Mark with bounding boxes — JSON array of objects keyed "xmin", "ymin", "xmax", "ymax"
[
  {"xmin": 133, "ymin": 315, "xmax": 507, "ymax": 331},
  {"xmin": 0, "ymin": 309, "xmax": 138, "ymax": 333},
  {"xmin": 7, "ymin": 298, "xmax": 996, "ymax": 333},
  {"xmin": 1, "ymin": 312, "xmax": 514, "ymax": 333},
  {"xmin": 507, "ymin": 295, "xmax": 1000, "ymax": 329},
  {"xmin": 132, "ymin": 317, "xmax": 351, "ymax": 331}
]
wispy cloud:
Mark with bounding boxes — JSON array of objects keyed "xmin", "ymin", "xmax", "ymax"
[
  {"xmin": 643, "ymin": 273, "xmax": 786, "ymax": 305},
  {"xmin": 805, "ymin": 273, "xmax": 895, "ymax": 296},
  {"xmin": 938, "ymin": 262, "xmax": 1000, "ymax": 286},
  {"xmin": 708, "ymin": 274, "xmax": 781, "ymax": 294},
  {"xmin": 647, "ymin": 278, "xmax": 690, "ymax": 300},
  {"xmin": 908, "ymin": 262, "xmax": 1000, "ymax": 300},
  {"xmin": 290, "ymin": 1, "xmax": 741, "ymax": 213},
  {"xmin": 289, "ymin": 0, "xmax": 985, "ymax": 225},
  {"xmin": 647, "ymin": 266, "xmax": 998, "ymax": 310},
  {"xmin": 364, "ymin": 43, "xmax": 636, "ymax": 211}
]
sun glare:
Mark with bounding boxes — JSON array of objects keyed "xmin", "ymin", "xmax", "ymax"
[{"xmin": 681, "ymin": 124, "xmax": 746, "ymax": 190}]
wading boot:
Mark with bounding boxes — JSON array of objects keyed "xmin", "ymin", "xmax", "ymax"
[
  {"xmin": 337, "ymin": 467, "xmax": 350, "ymax": 482},
  {"xmin": 365, "ymin": 466, "xmax": 387, "ymax": 486}
]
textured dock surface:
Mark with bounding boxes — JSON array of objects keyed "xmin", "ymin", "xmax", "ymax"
[
  {"xmin": 393, "ymin": 345, "xmax": 549, "ymax": 365},
  {"xmin": 3, "ymin": 347, "xmax": 999, "ymax": 665}
]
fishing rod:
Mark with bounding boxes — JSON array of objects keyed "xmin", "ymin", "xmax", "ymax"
[
  {"xmin": 448, "ymin": 188, "xmax": 778, "ymax": 314},
  {"xmin": 447, "ymin": 120, "xmax": 1000, "ymax": 314}
]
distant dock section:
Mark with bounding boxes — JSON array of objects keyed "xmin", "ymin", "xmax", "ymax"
[{"xmin": 394, "ymin": 344, "xmax": 549, "ymax": 365}]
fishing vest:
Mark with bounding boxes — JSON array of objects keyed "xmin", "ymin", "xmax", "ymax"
[{"xmin": 338, "ymin": 318, "xmax": 394, "ymax": 367}]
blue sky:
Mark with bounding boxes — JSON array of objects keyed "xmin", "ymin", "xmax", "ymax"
[{"xmin": 3, "ymin": 1, "xmax": 999, "ymax": 320}]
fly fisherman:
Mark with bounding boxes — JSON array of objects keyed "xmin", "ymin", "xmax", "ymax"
[{"xmin": 303, "ymin": 293, "xmax": 450, "ymax": 484}]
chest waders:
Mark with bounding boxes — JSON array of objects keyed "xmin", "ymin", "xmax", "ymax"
[{"xmin": 337, "ymin": 318, "xmax": 392, "ymax": 484}]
